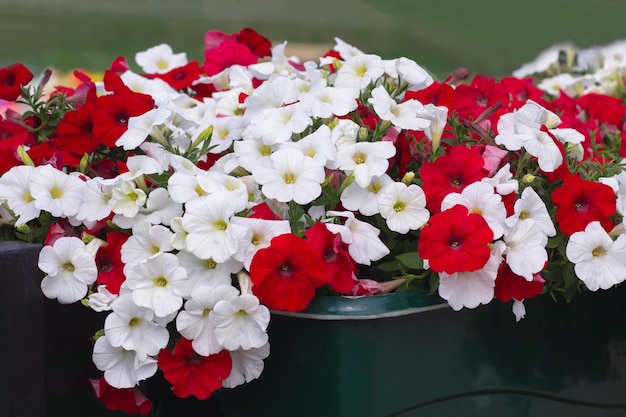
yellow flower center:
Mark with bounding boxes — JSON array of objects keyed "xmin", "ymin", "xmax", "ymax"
[
  {"xmin": 353, "ymin": 151, "xmax": 366, "ymax": 165},
  {"xmin": 154, "ymin": 276, "xmax": 168, "ymax": 287}
]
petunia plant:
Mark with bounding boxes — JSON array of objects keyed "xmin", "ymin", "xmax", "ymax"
[{"xmin": 1, "ymin": 27, "xmax": 626, "ymax": 413}]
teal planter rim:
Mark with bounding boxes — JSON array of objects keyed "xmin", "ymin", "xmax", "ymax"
[{"xmin": 271, "ymin": 290, "xmax": 449, "ymax": 320}]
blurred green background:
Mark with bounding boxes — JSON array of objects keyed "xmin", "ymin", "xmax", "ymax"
[{"xmin": 1, "ymin": 0, "xmax": 626, "ymax": 79}]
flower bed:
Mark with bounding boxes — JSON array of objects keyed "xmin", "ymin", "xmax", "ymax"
[{"xmin": 1, "ymin": 28, "xmax": 626, "ymax": 414}]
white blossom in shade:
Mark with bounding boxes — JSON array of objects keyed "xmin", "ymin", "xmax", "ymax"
[
  {"xmin": 109, "ymin": 180, "xmax": 147, "ymax": 218},
  {"xmin": 209, "ymin": 293, "xmax": 270, "ymax": 351},
  {"xmin": 512, "ymin": 43, "xmax": 576, "ymax": 78},
  {"xmin": 438, "ymin": 241, "xmax": 506, "ymax": 311},
  {"xmin": 368, "ymin": 85, "xmax": 431, "ymax": 130},
  {"xmin": 181, "ymin": 192, "xmax": 248, "ymax": 262},
  {"xmin": 252, "ymin": 148, "xmax": 326, "ymax": 205},
  {"xmin": 114, "ymin": 188, "xmax": 182, "ymax": 229},
  {"xmin": 198, "ymin": 173, "xmax": 249, "ymax": 213},
  {"xmin": 135, "ymin": 43, "xmax": 187, "ymax": 74},
  {"xmin": 341, "ymin": 174, "xmax": 394, "ymax": 216},
  {"xmin": 87, "ymin": 285, "xmax": 118, "ymax": 312},
  {"xmin": 234, "ymin": 138, "xmax": 277, "ymax": 174},
  {"xmin": 566, "ymin": 221, "xmax": 626, "ymax": 291},
  {"xmin": 512, "ymin": 299, "xmax": 526, "ymax": 322},
  {"xmin": 207, "ymin": 116, "xmax": 246, "ymax": 153},
  {"xmin": 123, "ymin": 252, "xmax": 191, "ymax": 318},
  {"xmin": 536, "ymin": 73, "xmax": 586, "ymax": 97},
  {"xmin": 119, "ymin": 71, "xmax": 177, "ymax": 106},
  {"xmin": 176, "ymin": 249, "xmax": 242, "ymax": 292},
  {"xmin": 421, "ymin": 104, "xmax": 448, "ymax": 150},
  {"xmin": 390, "ymin": 57, "xmax": 434, "ymax": 91},
  {"xmin": 298, "ymin": 86, "xmax": 359, "ymax": 118},
  {"xmin": 326, "ymin": 210, "xmax": 390, "ymax": 265},
  {"xmin": 330, "ymin": 119, "xmax": 359, "ymax": 149},
  {"xmin": 167, "ymin": 171, "xmax": 212, "ymax": 204},
  {"xmin": 279, "ymin": 125, "xmax": 336, "ymax": 167},
  {"xmin": 441, "ymin": 181, "xmax": 507, "ymax": 239},
  {"xmin": 29, "ymin": 164, "xmax": 84, "ymax": 218},
  {"xmin": 176, "ymin": 285, "xmax": 239, "ymax": 356},
  {"xmin": 231, "ymin": 217, "xmax": 292, "ymax": 269},
  {"xmin": 169, "ymin": 217, "xmax": 189, "ymax": 251},
  {"xmin": 242, "ymin": 75, "xmax": 299, "ymax": 120},
  {"xmin": 115, "ymin": 107, "xmax": 171, "ymax": 150},
  {"xmin": 505, "ymin": 187, "xmax": 556, "ymax": 237},
  {"xmin": 0, "ymin": 165, "xmax": 40, "ymax": 225},
  {"xmin": 92, "ymin": 335, "xmax": 158, "ymax": 389},
  {"xmin": 121, "ymin": 221, "xmax": 174, "ymax": 266},
  {"xmin": 39, "ymin": 237, "xmax": 98, "ymax": 304},
  {"xmin": 104, "ymin": 294, "xmax": 169, "ymax": 361},
  {"xmin": 222, "ymin": 342, "xmax": 271, "ymax": 388},
  {"xmin": 332, "ymin": 37, "xmax": 365, "ymax": 60},
  {"xmin": 333, "ymin": 54, "xmax": 385, "ymax": 90},
  {"xmin": 75, "ymin": 177, "xmax": 114, "ymax": 223},
  {"xmin": 377, "ymin": 182, "xmax": 430, "ymax": 234},
  {"xmin": 502, "ymin": 219, "xmax": 548, "ymax": 281},
  {"xmin": 243, "ymin": 102, "xmax": 312, "ymax": 145},
  {"xmin": 481, "ymin": 164, "xmax": 519, "ymax": 197},
  {"xmin": 335, "ymin": 141, "xmax": 396, "ymax": 188}
]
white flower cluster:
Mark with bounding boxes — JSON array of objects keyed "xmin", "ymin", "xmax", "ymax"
[{"xmin": 0, "ymin": 39, "xmax": 442, "ymax": 390}]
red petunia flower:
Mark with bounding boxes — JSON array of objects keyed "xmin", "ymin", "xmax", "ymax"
[
  {"xmin": 576, "ymin": 92, "xmax": 625, "ymax": 126},
  {"xmin": 92, "ymin": 89, "xmax": 155, "ymax": 148},
  {"xmin": 203, "ymin": 38, "xmax": 259, "ymax": 76},
  {"xmin": 494, "ymin": 263, "xmax": 545, "ymax": 302},
  {"xmin": 96, "ymin": 231, "xmax": 130, "ymax": 294},
  {"xmin": 90, "ymin": 377, "xmax": 152, "ymax": 415},
  {"xmin": 418, "ymin": 205, "xmax": 494, "ymax": 274},
  {"xmin": 150, "ymin": 61, "xmax": 203, "ymax": 90},
  {"xmin": 404, "ymin": 81, "xmax": 456, "ymax": 112},
  {"xmin": 499, "ymin": 76, "xmax": 546, "ymax": 109},
  {"xmin": 419, "ymin": 144, "xmax": 487, "ymax": 212},
  {"xmin": 249, "ymin": 233, "xmax": 328, "ymax": 311},
  {"xmin": 305, "ymin": 222, "xmax": 358, "ymax": 294},
  {"xmin": 0, "ymin": 118, "xmax": 30, "ymax": 151},
  {"xmin": 0, "ymin": 63, "xmax": 33, "ymax": 101},
  {"xmin": 55, "ymin": 100, "xmax": 100, "ymax": 156},
  {"xmin": 552, "ymin": 174, "xmax": 617, "ymax": 235},
  {"xmin": 235, "ymin": 28, "xmax": 272, "ymax": 58},
  {"xmin": 158, "ymin": 338, "xmax": 232, "ymax": 400},
  {"xmin": 454, "ymin": 74, "xmax": 509, "ymax": 122}
]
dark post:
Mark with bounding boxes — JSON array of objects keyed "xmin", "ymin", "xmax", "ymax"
[{"xmin": 0, "ymin": 241, "xmax": 45, "ymax": 417}]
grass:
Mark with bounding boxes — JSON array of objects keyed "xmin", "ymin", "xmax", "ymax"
[{"xmin": 1, "ymin": 0, "xmax": 626, "ymax": 79}]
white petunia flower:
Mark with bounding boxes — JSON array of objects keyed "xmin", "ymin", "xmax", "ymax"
[
  {"xmin": 209, "ymin": 293, "xmax": 270, "ymax": 351},
  {"xmin": 231, "ymin": 217, "xmax": 292, "ymax": 269},
  {"xmin": 333, "ymin": 54, "xmax": 385, "ymax": 90},
  {"xmin": 438, "ymin": 241, "xmax": 506, "ymax": 311},
  {"xmin": 505, "ymin": 187, "xmax": 556, "ymax": 237},
  {"xmin": 0, "ymin": 165, "xmax": 40, "ymax": 225},
  {"xmin": 502, "ymin": 219, "xmax": 548, "ymax": 281},
  {"xmin": 252, "ymin": 148, "xmax": 326, "ymax": 205},
  {"xmin": 326, "ymin": 210, "xmax": 390, "ymax": 265},
  {"xmin": 176, "ymin": 249, "xmax": 242, "ymax": 292},
  {"xmin": 441, "ymin": 181, "xmax": 507, "ymax": 239},
  {"xmin": 104, "ymin": 294, "xmax": 169, "ymax": 361},
  {"xmin": 135, "ymin": 43, "xmax": 187, "ymax": 74},
  {"xmin": 243, "ymin": 102, "xmax": 312, "ymax": 145},
  {"xmin": 377, "ymin": 182, "xmax": 430, "ymax": 234},
  {"xmin": 109, "ymin": 180, "xmax": 147, "ymax": 218},
  {"xmin": 176, "ymin": 284, "xmax": 239, "ymax": 356},
  {"xmin": 92, "ymin": 335, "xmax": 158, "ymax": 389},
  {"xmin": 368, "ymin": 85, "xmax": 431, "ymax": 130},
  {"xmin": 298, "ymin": 86, "xmax": 359, "ymax": 118},
  {"xmin": 335, "ymin": 141, "xmax": 396, "ymax": 188},
  {"xmin": 121, "ymin": 221, "xmax": 174, "ymax": 266},
  {"xmin": 341, "ymin": 174, "xmax": 394, "ymax": 216},
  {"xmin": 181, "ymin": 192, "xmax": 248, "ymax": 262},
  {"xmin": 29, "ymin": 164, "xmax": 85, "ymax": 218},
  {"xmin": 115, "ymin": 107, "xmax": 172, "ymax": 150},
  {"xmin": 123, "ymin": 252, "xmax": 191, "ymax": 318},
  {"xmin": 87, "ymin": 285, "xmax": 118, "ymax": 312},
  {"xmin": 222, "ymin": 342, "xmax": 271, "ymax": 388},
  {"xmin": 566, "ymin": 221, "xmax": 626, "ymax": 291},
  {"xmin": 39, "ymin": 237, "xmax": 98, "ymax": 304}
]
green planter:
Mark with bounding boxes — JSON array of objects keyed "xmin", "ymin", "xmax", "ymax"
[{"xmin": 218, "ymin": 288, "xmax": 626, "ymax": 417}]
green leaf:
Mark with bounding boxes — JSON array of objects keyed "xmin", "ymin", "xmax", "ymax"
[
  {"xmin": 395, "ymin": 252, "xmax": 423, "ymax": 270},
  {"xmin": 376, "ymin": 260, "xmax": 402, "ymax": 272}
]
